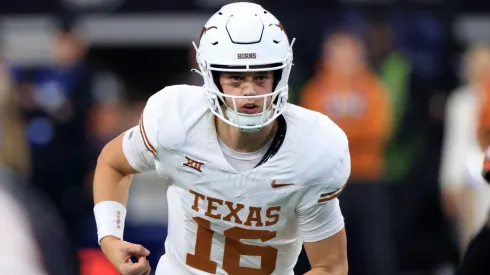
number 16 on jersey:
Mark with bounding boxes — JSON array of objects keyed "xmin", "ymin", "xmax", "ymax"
[{"xmin": 186, "ymin": 217, "xmax": 279, "ymax": 274}]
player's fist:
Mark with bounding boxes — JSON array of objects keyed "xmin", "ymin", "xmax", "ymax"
[{"xmin": 100, "ymin": 236, "xmax": 151, "ymax": 275}]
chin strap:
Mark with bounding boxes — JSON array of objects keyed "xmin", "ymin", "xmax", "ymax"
[{"xmin": 225, "ymin": 108, "xmax": 273, "ymax": 132}]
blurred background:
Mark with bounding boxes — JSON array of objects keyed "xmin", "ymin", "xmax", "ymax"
[{"xmin": 1, "ymin": 0, "xmax": 490, "ymax": 274}]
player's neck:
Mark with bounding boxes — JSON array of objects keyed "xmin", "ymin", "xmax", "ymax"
[{"xmin": 215, "ymin": 117, "xmax": 278, "ymax": 153}]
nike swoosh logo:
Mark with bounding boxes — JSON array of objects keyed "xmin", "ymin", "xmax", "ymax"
[{"xmin": 271, "ymin": 180, "xmax": 294, "ymax": 188}]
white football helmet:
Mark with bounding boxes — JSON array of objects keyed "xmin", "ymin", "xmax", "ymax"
[{"xmin": 193, "ymin": 2, "xmax": 295, "ymax": 132}]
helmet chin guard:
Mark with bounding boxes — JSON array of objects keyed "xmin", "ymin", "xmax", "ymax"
[{"xmin": 192, "ymin": 2, "xmax": 295, "ymax": 132}]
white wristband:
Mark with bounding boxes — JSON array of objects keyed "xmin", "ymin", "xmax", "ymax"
[{"xmin": 94, "ymin": 201, "xmax": 127, "ymax": 245}]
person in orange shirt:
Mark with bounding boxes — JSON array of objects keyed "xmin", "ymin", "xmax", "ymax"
[
  {"xmin": 299, "ymin": 31, "xmax": 395, "ymax": 275},
  {"xmin": 300, "ymin": 31, "xmax": 392, "ymax": 182}
]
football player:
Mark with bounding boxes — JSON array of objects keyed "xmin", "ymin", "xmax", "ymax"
[{"xmin": 93, "ymin": 2, "xmax": 350, "ymax": 275}]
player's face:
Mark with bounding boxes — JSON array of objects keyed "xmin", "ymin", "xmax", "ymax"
[{"xmin": 219, "ymin": 71, "xmax": 274, "ymax": 115}]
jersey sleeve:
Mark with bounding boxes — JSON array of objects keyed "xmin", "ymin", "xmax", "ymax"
[
  {"xmin": 122, "ymin": 126, "xmax": 156, "ymax": 172},
  {"xmin": 296, "ymin": 146, "xmax": 351, "ymax": 243},
  {"xmin": 122, "ymin": 92, "xmax": 164, "ymax": 173}
]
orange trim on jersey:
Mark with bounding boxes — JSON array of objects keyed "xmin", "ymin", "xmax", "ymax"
[
  {"xmin": 317, "ymin": 183, "xmax": 347, "ymax": 203},
  {"xmin": 139, "ymin": 114, "xmax": 156, "ymax": 157}
]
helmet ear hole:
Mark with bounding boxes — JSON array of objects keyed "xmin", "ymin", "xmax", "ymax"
[
  {"xmin": 211, "ymin": 71, "xmax": 226, "ymax": 106},
  {"xmin": 211, "ymin": 71, "xmax": 223, "ymax": 93},
  {"xmin": 272, "ymin": 69, "xmax": 282, "ymax": 105},
  {"xmin": 272, "ymin": 69, "xmax": 282, "ymax": 91}
]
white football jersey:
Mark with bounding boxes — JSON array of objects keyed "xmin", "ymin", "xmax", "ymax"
[{"xmin": 122, "ymin": 85, "xmax": 351, "ymax": 275}]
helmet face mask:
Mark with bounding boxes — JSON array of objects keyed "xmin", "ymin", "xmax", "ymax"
[{"xmin": 192, "ymin": 2, "xmax": 295, "ymax": 132}]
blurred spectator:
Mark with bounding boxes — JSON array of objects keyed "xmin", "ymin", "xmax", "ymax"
[
  {"xmin": 300, "ymin": 31, "xmax": 392, "ymax": 181},
  {"xmin": 0, "ymin": 166, "xmax": 80, "ymax": 275},
  {"xmin": 0, "ymin": 58, "xmax": 29, "ymax": 175},
  {"xmin": 456, "ymin": 147, "xmax": 490, "ymax": 275},
  {"xmin": 299, "ymin": 31, "xmax": 395, "ymax": 275},
  {"xmin": 440, "ymin": 44, "xmax": 490, "ymax": 250},
  {"xmin": 361, "ymin": 11, "xmax": 461, "ymax": 274},
  {"xmin": 14, "ymin": 17, "xmax": 122, "ymax": 249},
  {"xmin": 365, "ymin": 16, "xmax": 418, "ymax": 182},
  {"xmin": 0, "ymin": 52, "xmax": 79, "ymax": 273},
  {"xmin": 0, "ymin": 27, "xmax": 81, "ymax": 274}
]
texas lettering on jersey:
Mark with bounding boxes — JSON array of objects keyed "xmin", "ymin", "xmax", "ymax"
[{"xmin": 189, "ymin": 189, "xmax": 281, "ymax": 227}]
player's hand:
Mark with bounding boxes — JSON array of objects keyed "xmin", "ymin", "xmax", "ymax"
[{"xmin": 100, "ymin": 236, "xmax": 151, "ymax": 275}]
